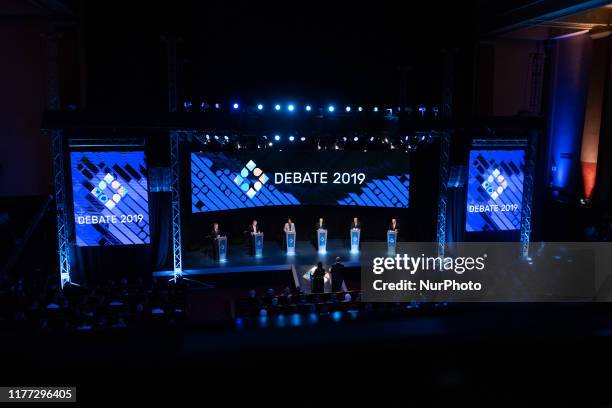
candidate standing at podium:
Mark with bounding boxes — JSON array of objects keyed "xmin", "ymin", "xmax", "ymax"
[
  {"xmin": 389, "ymin": 218, "xmax": 399, "ymax": 234},
  {"xmin": 248, "ymin": 219, "xmax": 262, "ymax": 255},
  {"xmin": 315, "ymin": 218, "xmax": 326, "ymax": 231},
  {"xmin": 209, "ymin": 223, "xmax": 222, "ymax": 258},
  {"xmin": 283, "ymin": 218, "xmax": 296, "ymax": 249},
  {"xmin": 351, "ymin": 217, "xmax": 361, "ymax": 230},
  {"xmin": 283, "ymin": 218, "xmax": 295, "ymax": 234}
]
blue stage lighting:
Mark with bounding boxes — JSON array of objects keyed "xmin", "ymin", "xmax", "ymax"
[
  {"xmin": 287, "ymin": 104, "xmax": 295, "ymax": 112},
  {"xmin": 214, "ymin": 103, "xmax": 220, "ymax": 109},
  {"xmin": 232, "ymin": 103, "xmax": 239, "ymax": 110},
  {"xmin": 358, "ymin": 106, "xmax": 363, "ymax": 112},
  {"xmin": 353, "ymin": 136, "xmax": 359, "ymax": 142},
  {"xmin": 183, "ymin": 101, "xmax": 192, "ymax": 110},
  {"xmin": 257, "ymin": 104, "xmax": 264, "ymax": 110},
  {"xmin": 300, "ymin": 136, "xmax": 306, "ymax": 141},
  {"xmin": 289, "ymin": 135, "xmax": 295, "ymax": 142},
  {"xmin": 345, "ymin": 106, "xmax": 351, "ymax": 112},
  {"xmin": 268, "ymin": 142, "xmax": 273, "ymax": 146},
  {"xmin": 373, "ymin": 106, "xmax": 379, "ymax": 112},
  {"xmin": 305, "ymin": 105, "xmax": 312, "ymax": 111},
  {"xmin": 274, "ymin": 134, "xmax": 281, "ymax": 141},
  {"xmin": 275, "ymin": 104, "xmax": 281, "ymax": 111},
  {"xmin": 328, "ymin": 105, "xmax": 335, "ymax": 112}
]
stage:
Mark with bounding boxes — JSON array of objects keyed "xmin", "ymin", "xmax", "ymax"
[{"xmin": 152, "ymin": 239, "xmax": 363, "ymax": 292}]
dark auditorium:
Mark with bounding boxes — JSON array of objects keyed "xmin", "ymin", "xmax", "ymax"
[{"xmin": 2, "ymin": 0, "xmax": 612, "ymax": 405}]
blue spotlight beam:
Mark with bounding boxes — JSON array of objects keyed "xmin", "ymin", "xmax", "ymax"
[
  {"xmin": 436, "ymin": 131, "xmax": 450, "ymax": 257},
  {"xmin": 170, "ymin": 131, "xmax": 183, "ymax": 278}
]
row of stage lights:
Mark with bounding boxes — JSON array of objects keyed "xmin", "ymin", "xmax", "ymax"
[
  {"xmin": 182, "ymin": 101, "xmax": 439, "ymax": 117},
  {"xmin": 194, "ymin": 132, "xmax": 436, "ymax": 152}
]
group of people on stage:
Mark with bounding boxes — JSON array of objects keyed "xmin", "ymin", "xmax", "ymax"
[{"xmin": 206, "ymin": 216, "xmax": 401, "ymax": 258}]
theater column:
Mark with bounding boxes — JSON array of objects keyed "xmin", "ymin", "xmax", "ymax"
[{"xmin": 580, "ymin": 30, "xmax": 610, "ymax": 201}]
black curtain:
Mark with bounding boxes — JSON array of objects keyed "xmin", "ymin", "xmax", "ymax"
[
  {"xmin": 446, "ymin": 187, "xmax": 466, "ymax": 243},
  {"xmin": 71, "ymin": 192, "xmax": 171, "ymax": 284},
  {"xmin": 149, "ymin": 192, "xmax": 171, "ymax": 270}
]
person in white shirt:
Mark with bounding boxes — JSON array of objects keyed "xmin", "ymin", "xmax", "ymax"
[{"xmin": 283, "ymin": 217, "xmax": 295, "ymax": 233}]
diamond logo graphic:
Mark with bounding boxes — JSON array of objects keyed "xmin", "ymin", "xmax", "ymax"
[
  {"xmin": 91, "ymin": 173, "xmax": 128, "ymax": 209},
  {"xmin": 481, "ymin": 168, "xmax": 508, "ymax": 200},
  {"xmin": 234, "ymin": 160, "xmax": 269, "ymax": 199}
]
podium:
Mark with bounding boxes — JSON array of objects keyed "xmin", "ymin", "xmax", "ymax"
[
  {"xmin": 350, "ymin": 228, "xmax": 360, "ymax": 252},
  {"xmin": 317, "ymin": 228, "xmax": 327, "ymax": 253},
  {"xmin": 216, "ymin": 236, "xmax": 227, "ymax": 262},
  {"xmin": 387, "ymin": 230, "xmax": 397, "ymax": 252},
  {"xmin": 252, "ymin": 232, "xmax": 264, "ymax": 257},
  {"xmin": 285, "ymin": 231, "xmax": 296, "ymax": 255}
]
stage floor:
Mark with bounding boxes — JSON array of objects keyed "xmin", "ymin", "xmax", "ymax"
[{"xmin": 153, "ymin": 239, "xmax": 362, "ymax": 292}]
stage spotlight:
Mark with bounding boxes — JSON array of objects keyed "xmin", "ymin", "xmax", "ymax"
[
  {"xmin": 358, "ymin": 106, "xmax": 363, "ymax": 112},
  {"xmin": 268, "ymin": 142, "xmax": 273, "ymax": 146},
  {"xmin": 289, "ymin": 135, "xmax": 295, "ymax": 142},
  {"xmin": 257, "ymin": 104, "xmax": 264, "ymax": 110},
  {"xmin": 275, "ymin": 104, "xmax": 281, "ymax": 111},
  {"xmin": 232, "ymin": 103, "xmax": 240, "ymax": 110},
  {"xmin": 305, "ymin": 105, "xmax": 312, "ymax": 111},
  {"xmin": 214, "ymin": 135, "xmax": 219, "ymax": 140},
  {"xmin": 353, "ymin": 136, "xmax": 359, "ymax": 142},
  {"xmin": 274, "ymin": 134, "xmax": 281, "ymax": 141},
  {"xmin": 373, "ymin": 106, "xmax": 379, "ymax": 112},
  {"xmin": 343, "ymin": 136, "xmax": 347, "ymax": 141},
  {"xmin": 287, "ymin": 104, "xmax": 295, "ymax": 112},
  {"xmin": 345, "ymin": 106, "xmax": 351, "ymax": 112},
  {"xmin": 200, "ymin": 102, "xmax": 209, "ymax": 111},
  {"xmin": 328, "ymin": 105, "xmax": 335, "ymax": 112},
  {"xmin": 370, "ymin": 136, "xmax": 375, "ymax": 142},
  {"xmin": 183, "ymin": 101, "xmax": 193, "ymax": 110},
  {"xmin": 418, "ymin": 106, "xmax": 427, "ymax": 115},
  {"xmin": 215, "ymin": 103, "xmax": 221, "ymax": 109},
  {"xmin": 300, "ymin": 136, "xmax": 306, "ymax": 141}
]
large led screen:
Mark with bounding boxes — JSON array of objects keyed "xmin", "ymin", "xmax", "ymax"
[
  {"xmin": 71, "ymin": 151, "xmax": 150, "ymax": 246},
  {"xmin": 465, "ymin": 149, "xmax": 525, "ymax": 232},
  {"xmin": 191, "ymin": 151, "xmax": 410, "ymax": 213}
]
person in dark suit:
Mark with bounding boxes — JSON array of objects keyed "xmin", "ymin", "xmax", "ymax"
[
  {"xmin": 389, "ymin": 218, "xmax": 399, "ymax": 233},
  {"xmin": 249, "ymin": 219, "xmax": 260, "ymax": 234},
  {"xmin": 210, "ymin": 223, "xmax": 222, "ymax": 259},
  {"xmin": 248, "ymin": 220, "xmax": 262, "ymax": 255},
  {"xmin": 311, "ymin": 262, "xmax": 325, "ymax": 293},
  {"xmin": 211, "ymin": 223, "xmax": 222, "ymax": 239},
  {"xmin": 351, "ymin": 217, "xmax": 361, "ymax": 230},
  {"xmin": 330, "ymin": 257, "xmax": 345, "ymax": 292}
]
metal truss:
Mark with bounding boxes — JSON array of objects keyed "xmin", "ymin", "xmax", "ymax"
[
  {"xmin": 436, "ymin": 131, "xmax": 451, "ymax": 257},
  {"xmin": 520, "ymin": 133, "xmax": 537, "ymax": 258},
  {"xmin": 170, "ymin": 130, "xmax": 183, "ymax": 279},
  {"xmin": 51, "ymin": 129, "xmax": 72, "ymax": 287},
  {"xmin": 472, "ymin": 139, "xmax": 528, "ymax": 147}
]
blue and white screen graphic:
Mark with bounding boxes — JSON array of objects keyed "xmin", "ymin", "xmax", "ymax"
[
  {"xmin": 465, "ymin": 149, "xmax": 525, "ymax": 232},
  {"xmin": 71, "ymin": 151, "xmax": 150, "ymax": 246},
  {"xmin": 191, "ymin": 151, "xmax": 410, "ymax": 212}
]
